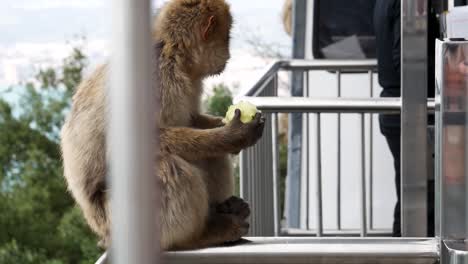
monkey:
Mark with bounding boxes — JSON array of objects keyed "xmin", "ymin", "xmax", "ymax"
[
  {"xmin": 60, "ymin": 0, "xmax": 265, "ymax": 251},
  {"xmin": 282, "ymin": 0, "xmax": 292, "ymax": 36}
]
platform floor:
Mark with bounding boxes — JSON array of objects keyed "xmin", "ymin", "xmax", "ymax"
[{"xmin": 164, "ymin": 237, "xmax": 439, "ymax": 264}]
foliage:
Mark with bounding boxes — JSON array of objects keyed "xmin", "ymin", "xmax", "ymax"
[
  {"xmin": 205, "ymin": 83, "xmax": 233, "ymax": 117},
  {"xmin": 0, "ymin": 240, "xmax": 53, "ymax": 264},
  {"xmin": 0, "ymin": 44, "xmax": 102, "ymax": 263}
]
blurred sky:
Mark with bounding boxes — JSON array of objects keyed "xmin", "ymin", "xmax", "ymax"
[
  {"xmin": 0, "ymin": 0, "xmax": 290, "ymax": 48},
  {"xmin": 0, "ymin": 0, "xmax": 291, "ymax": 95}
]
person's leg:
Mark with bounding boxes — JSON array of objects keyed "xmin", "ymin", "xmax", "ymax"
[
  {"xmin": 383, "ymin": 133, "xmax": 401, "ymax": 237},
  {"xmin": 383, "ymin": 127, "xmax": 435, "ymax": 237},
  {"xmin": 427, "ymin": 126, "xmax": 435, "ymax": 237}
]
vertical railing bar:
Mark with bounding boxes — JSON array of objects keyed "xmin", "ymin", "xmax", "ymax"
[
  {"xmin": 246, "ymin": 149, "xmax": 250, "ymax": 231},
  {"xmin": 272, "ymin": 73, "xmax": 281, "ymax": 236},
  {"xmin": 239, "ymin": 151, "xmax": 245, "ymax": 198},
  {"xmin": 368, "ymin": 70, "xmax": 374, "ymax": 231},
  {"xmin": 337, "ymin": 70, "xmax": 342, "ymax": 231},
  {"xmin": 256, "ymin": 145, "xmax": 260, "ymax": 235},
  {"xmin": 109, "ymin": 0, "xmax": 159, "ymax": 262},
  {"xmin": 316, "ymin": 113, "xmax": 323, "ymax": 237},
  {"xmin": 249, "ymin": 148, "xmax": 253, "ymax": 234},
  {"xmin": 265, "ymin": 138, "xmax": 268, "ymax": 236},
  {"xmin": 267, "ymin": 83, "xmax": 273, "ymax": 235},
  {"xmin": 255, "ymin": 142, "xmax": 259, "ymax": 234},
  {"xmin": 360, "ymin": 113, "xmax": 367, "ymax": 237},
  {"xmin": 254, "ymin": 146, "xmax": 261, "ymax": 235},
  {"xmin": 256, "ymin": 91, "xmax": 260, "ymax": 235},
  {"xmin": 256, "ymin": 88, "xmax": 260, "ymax": 235},
  {"xmin": 271, "ymin": 80, "xmax": 275, "ymax": 235},
  {"xmin": 247, "ymin": 145, "xmax": 251, "ymax": 233},
  {"xmin": 304, "ymin": 70, "xmax": 310, "ymax": 230},
  {"xmin": 272, "ymin": 112, "xmax": 280, "ymax": 236},
  {"xmin": 257, "ymin": 136, "xmax": 261, "ymax": 235},
  {"xmin": 263, "ymin": 130, "xmax": 266, "ymax": 236},
  {"xmin": 257, "ymin": 111, "xmax": 262, "ymax": 235},
  {"xmin": 261, "ymin": 85, "xmax": 265, "ymax": 235},
  {"xmin": 262, "ymin": 88, "xmax": 266, "ymax": 236},
  {"xmin": 260, "ymin": 139, "xmax": 263, "ymax": 235},
  {"xmin": 259, "ymin": 109, "xmax": 263, "ymax": 235}
]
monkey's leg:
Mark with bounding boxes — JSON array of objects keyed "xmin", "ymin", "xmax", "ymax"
[
  {"xmin": 160, "ymin": 154, "xmax": 249, "ymax": 250},
  {"xmin": 198, "ymin": 155, "xmax": 234, "ymax": 204},
  {"xmin": 159, "ymin": 154, "xmax": 210, "ymax": 251},
  {"xmin": 199, "ymin": 156, "xmax": 250, "ymax": 220}
]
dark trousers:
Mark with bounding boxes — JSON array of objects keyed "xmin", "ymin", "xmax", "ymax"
[
  {"xmin": 382, "ymin": 133, "xmax": 402, "ymax": 237},
  {"xmin": 380, "ymin": 118, "xmax": 435, "ymax": 237}
]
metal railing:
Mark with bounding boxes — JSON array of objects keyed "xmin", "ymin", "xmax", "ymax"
[{"xmin": 238, "ymin": 59, "xmax": 435, "ymax": 237}]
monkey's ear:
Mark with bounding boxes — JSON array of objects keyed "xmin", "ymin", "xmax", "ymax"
[{"xmin": 202, "ymin": 15, "xmax": 216, "ymax": 41}]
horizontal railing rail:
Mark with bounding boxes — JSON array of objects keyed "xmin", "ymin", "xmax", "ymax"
[
  {"xmin": 244, "ymin": 59, "xmax": 377, "ymax": 97},
  {"xmin": 236, "ymin": 97, "xmax": 435, "ymax": 113}
]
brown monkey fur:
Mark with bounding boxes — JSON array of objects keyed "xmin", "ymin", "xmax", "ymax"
[
  {"xmin": 60, "ymin": 0, "xmax": 265, "ymax": 251},
  {"xmin": 282, "ymin": 0, "xmax": 292, "ymax": 36}
]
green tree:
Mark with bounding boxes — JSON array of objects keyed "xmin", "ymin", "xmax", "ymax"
[
  {"xmin": 205, "ymin": 83, "xmax": 233, "ymax": 117},
  {"xmin": 0, "ymin": 44, "xmax": 101, "ymax": 263}
]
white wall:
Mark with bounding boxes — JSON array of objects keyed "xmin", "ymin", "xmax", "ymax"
[{"xmin": 301, "ymin": 71, "xmax": 397, "ymax": 232}]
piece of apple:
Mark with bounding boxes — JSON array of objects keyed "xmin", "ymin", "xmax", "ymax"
[{"xmin": 222, "ymin": 101, "xmax": 259, "ymax": 124}]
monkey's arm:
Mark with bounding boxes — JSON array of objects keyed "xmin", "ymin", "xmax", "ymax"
[
  {"xmin": 161, "ymin": 111, "xmax": 265, "ymax": 161},
  {"xmin": 191, "ymin": 114, "xmax": 224, "ymax": 129},
  {"xmin": 160, "ymin": 127, "xmax": 236, "ymax": 160}
]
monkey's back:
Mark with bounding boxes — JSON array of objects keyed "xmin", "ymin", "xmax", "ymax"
[{"xmin": 60, "ymin": 64, "xmax": 110, "ymax": 241}]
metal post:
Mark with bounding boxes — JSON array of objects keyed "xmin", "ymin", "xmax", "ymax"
[
  {"xmin": 401, "ymin": 0, "xmax": 428, "ymax": 237},
  {"xmin": 109, "ymin": 0, "xmax": 159, "ymax": 263},
  {"xmin": 436, "ymin": 39, "xmax": 468, "ymax": 264}
]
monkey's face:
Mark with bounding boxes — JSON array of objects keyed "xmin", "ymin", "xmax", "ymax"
[
  {"xmin": 198, "ymin": 13, "xmax": 232, "ymax": 77},
  {"xmin": 201, "ymin": 36, "xmax": 230, "ymax": 76},
  {"xmin": 154, "ymin": 0, "xmax": 232, "ymax": 77}
]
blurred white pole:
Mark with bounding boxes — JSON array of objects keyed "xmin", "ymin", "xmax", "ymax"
[{"xmin": 109, "ymin": 0, "xmax": 159, "ymax": 263}]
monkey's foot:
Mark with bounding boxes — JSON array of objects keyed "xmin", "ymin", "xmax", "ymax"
[
  {"xmin": 200, "ymin": 212, "xmax": 250, "ymax": 247},
  {"xmin": 216, "ymin": 196, "xmax": 250, "ymax": 220},
  {"xmin": 223, "ymin": 214, "xmax": 249, "ymax": 242}
]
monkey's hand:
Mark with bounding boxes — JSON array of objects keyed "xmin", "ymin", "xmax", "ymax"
[
  {"xmin": 224, "ymin": 109, "xmax": 265, "ymax": 153},
  {"xmin": 191, "ymin": 114, "xmax": 225, "ymax": 129}
]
